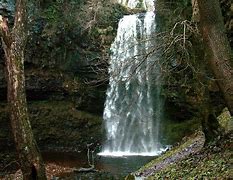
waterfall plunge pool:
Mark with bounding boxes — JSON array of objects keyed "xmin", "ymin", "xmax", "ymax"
[{"xmin": 43, "ymin": 151, "xmax": 162, "ymax": 177}]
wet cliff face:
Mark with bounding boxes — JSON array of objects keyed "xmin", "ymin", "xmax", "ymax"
[{"xmin": 0, "ymin": 0, "xmax": 127, "ymax": 152}]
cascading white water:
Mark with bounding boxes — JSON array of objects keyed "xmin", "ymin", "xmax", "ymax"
[
  {"xmin": 119, "ymin": 0, "xmax": 154, "ymax": 11},
  {"xmin": 99, "ymin": 0, "xmax": 165, "ymax": 156}
]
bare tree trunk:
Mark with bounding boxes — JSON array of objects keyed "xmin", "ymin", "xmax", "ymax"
[
  {"xmin": 197, "ymin": 0, "xmax": 233, "ymax": 115},
  {"xmin": 0, "ymin": 0, "xmax": 46, "ymax": 179}
]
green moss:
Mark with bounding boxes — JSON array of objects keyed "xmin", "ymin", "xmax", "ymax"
[
  {"xmin": 217, "ymin": 108, "xmax": 233, "ymax": 132},
  {"xmin": 135, "ymin": 131, "xmax": 232, "ymax": 179},
  {"xmin": 0, "ymin": 100, "xmax": 103, "ymax": 151},
  {"xmin": 137, "ymin": 131, "xmax": 204, "ymax": 173},
  {"xmin": 30, "ymin": 100, "xmax": 102, "ymax": 146},
  {"xmin": 28, "ymin": 101, "xmax": 102, "ymax": 123},
  {"xmin": 125, "ymin": 174, "xmax": 135, "ymax": 180},
  {"xmin": 161, "ymin": 117, "xmax": 201, "ymax": 145},
  {"xmin": 147, "ymin": 133, "xmax": 232, "ymax": 179}
]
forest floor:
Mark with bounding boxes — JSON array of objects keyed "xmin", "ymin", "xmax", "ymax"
[
  {"xmin": 0, "ymin": 159, "xmax": 121, "ymax": 180},
  {"xmin": 129, "ymin": 130, "xmax": 233, "ymax": 179},
  {"xmin": 0, "ymin": 162, "xmax": 75, "ymax": 179}
]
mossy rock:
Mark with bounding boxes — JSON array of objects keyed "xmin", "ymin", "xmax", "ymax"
[{"xmin": 217, "ymin": 108, "xmax": 233, "ymax": 132}]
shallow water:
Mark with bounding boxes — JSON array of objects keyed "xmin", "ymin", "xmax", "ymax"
[
  {"xmin": 43, "ymin": 152, "xmax": 155, "ymax": 177},
  {"xmin": 98, "ymin": 155, "xmax": 154, "ymax": 175}
]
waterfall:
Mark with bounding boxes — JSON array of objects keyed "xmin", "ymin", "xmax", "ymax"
[
  {"xmin": 99, "ymin": 0, "xmax": 164, "ymax": 156},
  {"xmin": 119, "ymin": 0, "xmax": 154, "ymax": 11}
]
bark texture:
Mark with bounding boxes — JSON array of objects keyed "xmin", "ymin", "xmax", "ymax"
[
  {"xmin": 197, "ymin": 0, "xmax": 233, "ymax": 115},
  {"xmin": 0, "ymin": 0, "xmax": 46, "ymax": 179}
]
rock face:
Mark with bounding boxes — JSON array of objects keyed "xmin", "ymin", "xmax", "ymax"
[
  {"xmin": 0, "ymin": 101, "xmax": 103, "ymax": 152},
  {"xmin": 0, "ymin": 67, "xmax": 105, "ymax": 152},
  {"xmin": 0, "ymin": 0, "xmax": 127, "ymax": 153}
]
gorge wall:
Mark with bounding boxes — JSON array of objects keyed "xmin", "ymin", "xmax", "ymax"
[
  {"xmin": 0, "ymin": 0, "xmax": 231, "ymax": 153},
  {"xmin": 0, "ymin": 0, "xmax": 127, "ymax": 152}
]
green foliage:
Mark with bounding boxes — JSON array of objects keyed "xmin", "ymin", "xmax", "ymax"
[
  {"xmin": 41, "ymin": 0, "xmax": 83, "ymax": 38},
  {"xmin": 161, "ymin": 118, "xmax": 201, "ymax": 144},
  {"xmin": 40, "ymin": 0, "xmax": 126, "ymax": 39}
]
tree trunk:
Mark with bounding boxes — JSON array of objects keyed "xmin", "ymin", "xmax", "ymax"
[
  {"xmin": 197, "ymin": 81, "xmax": 221, "ymax": 141},
  {"xmin": 197, "ymin": 0, "xmax": 233, "ymax": 115},
  {"xmin": 0, "ymin": 0, "xmax": 47, "ymax": 179},
  {"xmin": 5, "ymin": 45, "xmax": 47, "ymax": 179}
]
